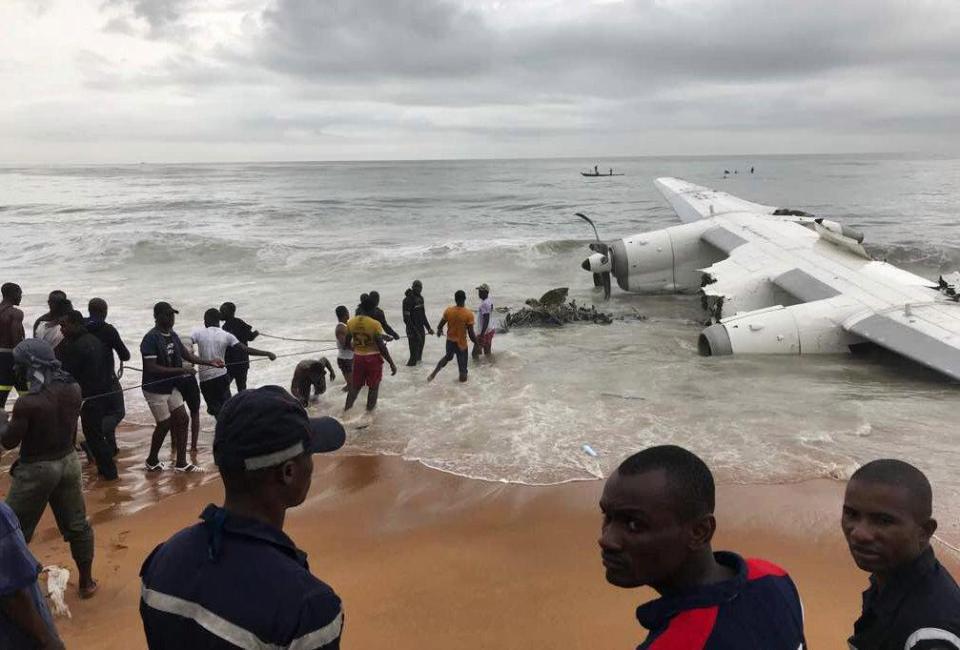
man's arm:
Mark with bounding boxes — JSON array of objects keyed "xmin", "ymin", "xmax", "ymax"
[
  {"xmin": 320, "ymin": 357, "xmax": 336, "ymax": 382},
  {"xmin": 6, "ymin": 309, "xmax": 25, "ymax": 344},
  {"xmin": 237, "ymin": 344, "xmax": 276, "ymax": 361},
  {"xmin": 374, "ymin": 336, "xmax": 397, "ymax": 376},
  {"xmin": 418, "ymin": 306, "xmax": 434, "ymax": 334},
  {"xmin": 436, "ymin": 317, "xmax": 447, "ymax": 337},
  {"xmin": 142, "ymin": 357, "xmax": 195, "ymax": 379},
  {"xmin": 467, "ymin": 324, "xmax": 478, "ymax": 345},
  {"xmin": 109, "ymin": 326, "xmax": 131, "ymax": 362},
  {"xmin": 478, "ymin": 312, "xmax": 490, "ymax": 337},
  {"xmin": 178, "ymin": 342, "xmax": 225, "ymax": 369},
  {"xmin": 1, "ymin": 402, "xmax": 30, "ymax": 450},
  {"xmin": 381, "ymin": 315, "xmax": 400, "ymax": 340},
  {"xmin": 0, "ymin": 589, "xmax": 64, "ymax": 649}
]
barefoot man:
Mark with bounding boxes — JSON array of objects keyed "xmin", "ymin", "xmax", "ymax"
[
  {"xmin": 472, "ymin": 283, "xmax": 495, "ymax": 362},
  {"xmin": 0, "ymin": 282, "xmax": 26, "ymax": 410},
  {"xmin": 335, "ymin": 306, "xmax": 353, "ymax": 390},
  {"xmin": 428, "ymin": 290, "xmax": 478, "ymax": 383},
  {"xmin": 0, "ymin": 339, "xmax": 99, "ymax": 600},
  {"xmin": 344, "ymin": 295, "xmax": 397, "ymax": 412}
]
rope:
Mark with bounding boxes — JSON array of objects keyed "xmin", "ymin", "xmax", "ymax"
[
  {"xmin": 80, "ymin": 345, "xmax": 338, "ymax": 404},
  {"xmin": 934, "ymin": 534, "xmax": 960, "ymax": 557},
  {"xmin": 258, "ymin": 332, "xmax": 337, "ymax": 344}
]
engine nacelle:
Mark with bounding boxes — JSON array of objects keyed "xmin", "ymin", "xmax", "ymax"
[
  {"xmin": 610, "ymin": 221, "xmax": 723, "ymax": 293},
  {"xmin": 698, "ymin": 301, "xmax": 864, "ymax": 356}
]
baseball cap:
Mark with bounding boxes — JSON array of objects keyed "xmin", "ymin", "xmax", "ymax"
[
  {"xmin": 153, "ymin": 301, "xmax": 179, "ymax": 317},
  {"xmin": 476, "ymin": 283, "xmax": 490, "ymax": 292},
  {"xmin": 213, "ymin": 385, "xmax": 346, "ymax": 471}
]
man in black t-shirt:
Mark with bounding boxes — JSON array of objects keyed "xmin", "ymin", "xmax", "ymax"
[
  {"xmin": 141, "ymin": 302, "xmax": 222, "ymax": 473},
  {"xmin": 219, "ymin": 302, "xmax": 258, "ymax": 391},
  {"xmin": 86, "ymin": 297, "xmax": 130, "ymax": 456}
]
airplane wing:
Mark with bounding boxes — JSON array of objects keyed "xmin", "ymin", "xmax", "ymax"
[
  {"xmin": 654, "ymin": 177, "xmax": 779, "ymax": 223},
  {"xmin": 635, "ymin": 177, "xmax": 960, "ymax": 380}
]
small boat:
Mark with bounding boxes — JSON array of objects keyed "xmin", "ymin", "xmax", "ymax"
[{"xmin": 581, "ymin": 172, "xmax": 624, "ymax": 177}]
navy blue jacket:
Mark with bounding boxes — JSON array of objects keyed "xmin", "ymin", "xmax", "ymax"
[
  {"xmin": 635, "ymin": 552, "xmax": 805, "ymax": 649},
  {"xmin": 140, "ymin": 505, "xmax": 343, "ymax": 649}
]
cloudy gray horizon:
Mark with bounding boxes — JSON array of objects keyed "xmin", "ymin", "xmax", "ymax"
[{"xmin": 2, "ymin": 0, "xmax": 959, "ymax": 164}]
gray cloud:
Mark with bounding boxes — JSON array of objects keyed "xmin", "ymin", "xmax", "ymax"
[{"xmin": 102, "ymin": 0, "xmax": 191, "ymax": 39}]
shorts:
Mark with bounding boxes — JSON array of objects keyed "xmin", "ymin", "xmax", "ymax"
[
  {"xmin": 445, "ymin": 340, "xmax": 469, "ymax": 376},
  {"xmin": 478, "ymin": 329, "xmax": 495, "ymax": 347},
  {"xmin": 0, "ymin": 350, "xmax": 13, "ymax": 392},
  {"xmin": 352, "ymin": 354, "xmax": 383, "ymax": 390},
  {"xmin": 199, "ymin": 374, "xmax": 232, "ymax": 417},
  {"xmin": 178, "ymin": 375, "xmax": 201, "ymax": 413},
  {"xmin": 337, "ymin": 357, "xmax": 353, "ymax": 375},
  {"xmin": 143, "ymin": 388, "xmax": 185, "ymax": 423}
]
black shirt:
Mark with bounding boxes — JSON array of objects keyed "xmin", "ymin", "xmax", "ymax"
[
  {"xmin": 371, "ymin": 307, "xmax": 399, "ymax": 339},
  {"xmin": 140, "ymin": 328, "xmax": 186, "ymax": 395},
  {"xmin": 850, "ymin": 546, "xmax": 960, "ymax": 650},
  {"xmin": 86, "ymin": 319, "xmax": 131, "ymax": 379},
  {"xmin": 222, "ymin": 317, "xmax": 257, "ymax": 367},
  {"xmin": 59, "ymin": 331, "xmax": 112, "ymax": 398}
]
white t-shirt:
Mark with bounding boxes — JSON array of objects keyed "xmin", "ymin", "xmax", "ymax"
[
  {"xmin": 189, "ymin": 326, "xmax": 239, "ymax": 382},
  {"xmin": 476, "ymin": 298, "xmax": 494, "ymax": 333}
]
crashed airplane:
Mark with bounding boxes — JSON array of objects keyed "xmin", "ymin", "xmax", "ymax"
[{"xmin": 580, "ymin": 177, "xmax": 960, "ymax": 380}]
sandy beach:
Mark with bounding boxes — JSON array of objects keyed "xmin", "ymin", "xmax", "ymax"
[{"xmin": 4, "ymin": 425, "xmax": 955, "ymax": 649}]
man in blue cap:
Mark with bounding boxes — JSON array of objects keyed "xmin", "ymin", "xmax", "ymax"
[{"xmin": 139, "ymin": 386, "xmax": 346, "ymax": 649}]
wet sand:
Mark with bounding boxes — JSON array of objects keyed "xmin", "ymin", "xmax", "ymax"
[{"xmin": 2, "ymin": 427, "xmax": 957, "ymax": 649}]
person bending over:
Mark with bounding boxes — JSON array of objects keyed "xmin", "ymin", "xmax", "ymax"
[
  {"xmin": 843, "ymin": 459, "xmax": 960, "ymax": 649},
  {"xmin": 599, "ymin": 445, "xmax": 806, "ymax": 649},
  {"xmin": 291, "ymin": 358, "xmax": 336, "ymax": 408},
  {"xmin": 428, "ymin": 290, "xmax": 477, "ymax": 383},
  {"xmin": 139, "ymin": 387, "xmax": 345, "ymax": 648}
]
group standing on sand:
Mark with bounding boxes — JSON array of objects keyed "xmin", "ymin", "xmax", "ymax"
[{"xmin": 2, "ymin": 277, "xmax": 959, "ymax": 648}]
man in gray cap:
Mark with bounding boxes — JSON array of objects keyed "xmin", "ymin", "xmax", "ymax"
[
  {"xmin": 140, "ymin": 386, "xmax": 346, "ymax": 648},
  {"xmin": 0, "ymin": 339, "xmax": 98, "ymax": 599}
]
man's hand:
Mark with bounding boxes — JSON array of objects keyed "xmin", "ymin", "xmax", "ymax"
[
  {"xmin": 267, "ymin": 352, "xmax": 277, "ymax": 361},
  {"xmin": 183, "ymin": 367, "xmax": 197, "ymax": 376},
  {"xmin": 382, "ymin": 335, "xmax": 393, "ymax": 343},
  {"xmin": 389, "ymin": 362, "xmax": 397, "ymax": 376},
  {"xmin": 427, "ymin": 328, "xmax": 435, "ymax": 335},
  {"xmin": 209, "ymin": 359, "xmax": 225, "ymax": 368}
]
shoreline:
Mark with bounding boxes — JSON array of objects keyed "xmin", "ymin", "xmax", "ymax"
[{"xmin": 5, "ymin": 430, "xmax": 956, "ymax": 649}]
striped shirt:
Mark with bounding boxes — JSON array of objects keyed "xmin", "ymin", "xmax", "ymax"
[{"xmin": 140, "ymin": 505, "xmax": 342, "ymax": 649}]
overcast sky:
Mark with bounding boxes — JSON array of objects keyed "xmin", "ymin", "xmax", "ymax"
[{"xmin": 2, "ymin": 0, "xmax": 959, "ymax": 163}]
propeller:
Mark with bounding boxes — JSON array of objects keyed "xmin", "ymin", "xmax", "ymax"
[{"xmin": 576, "ymin": 212, "xmax": 612, "ymax": 300}]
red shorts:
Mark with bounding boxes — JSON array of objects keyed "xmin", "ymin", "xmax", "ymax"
[
  {"xmin": 479, "ymin": 329, "xmax": 495, "ymax": 347},
  {"xmin": 352, "ymin": 354, "xmax": 383, "ymax": 389}
]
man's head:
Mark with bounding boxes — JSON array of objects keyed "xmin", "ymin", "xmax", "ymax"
[
  {"xmin": 88, "ymin": 297, "xmax": 108, "ymax": 320},
  {"xmin": 476, "ymin": 283, "xmax": 490, "ymax": 300},
  {"xmin": 454, "ymin": 290, "xmax": 466, "ymax": 306},
  {"xmin": 60, "ymin": 310, "xmax": 87, "ymax": 339},
  {"xmin": 412, "ymin": 280, "xmax": 423, "ymax": 295},
  {"xmin": 47, "ymin": 290, "xmax": 66, "ymax": 310},
  {"xmin": 842, "ymin": 459, "xmax": 936, "ymax": 577},
  {"xmin": 214, "ymin": 386, "xmax": 346, "ymax": 512},
  {"xmin": 219, "ymin": 302, "xmax": 236, "ymax": 319},
  {"xmin": 369, "ymin": 291, "xmax": 381, "ymax": 307},
  {"xmin": 335, "ymin": 305, "xmax": 349, "ymax": 323},
  {"xmin": 599, "ymin": 445, "xmax": 717, "ymax": 590},
  {"xmin": 1, "ymin": 282, "xmax": 22, "ymax": 305},
  {"xmin": 358, "ymin": 294, "xmax": 374, "ymax": 316},
  {"xmin": 153, "ymin": 301, "xmax": 178, "ymax": 330},
  {"xmin": 204, "ymin": 308, "xmax": 222, "ymax": 328},
  {"xmin": 50, "ymin": 298, "xmax": 73, "ymax": 320}
]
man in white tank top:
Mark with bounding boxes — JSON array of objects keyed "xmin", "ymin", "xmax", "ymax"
[{"xmin": 334, "ymin": 306, "xmax": 353, "ymax": 391}]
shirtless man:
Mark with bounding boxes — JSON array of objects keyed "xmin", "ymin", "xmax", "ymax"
[
  {"xmin": 0, "ymin": 283, "xmax": 26, "ymax": 409},
  {"xmin": 290, "ymin": 358, "xmax": 336, "ymax": 407}
]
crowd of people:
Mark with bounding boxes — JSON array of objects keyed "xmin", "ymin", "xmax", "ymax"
[{"xmin": 1, "ymin": 278, "xmax": 959, "ymax": 648}]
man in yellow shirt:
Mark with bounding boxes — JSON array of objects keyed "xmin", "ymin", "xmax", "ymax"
[
  {"xmin": 428, "ymin": 290, "xmax": 478, "ymax": 383},
  {"xmin": 344, "ymin": 295, "xmax": 397, "ymax": 411}
]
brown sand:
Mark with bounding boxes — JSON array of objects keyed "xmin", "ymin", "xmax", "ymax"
[{"xmin": 3, "ymin": 430, "xmax": 957, "ymax": 649}]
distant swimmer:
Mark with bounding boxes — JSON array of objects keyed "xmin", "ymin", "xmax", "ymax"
[
  {"xmin": 344, "ymin": 294, "xmax": 397, "ymax": 412},
  {"xmin": 599, "ymin": 445, "xmax": 807, "ymax": 648},
  {"xmin": 192, "ymin": 308, "xmax": 276, "ymax": 418},
  {"xmin": 368, "ymin": 291, "xmax": 399, "ymax": 342},
  {"xmin": 32, "ymin": 289, "xmax": 66, "ymax": 336},
  {"xmin": 86, "ymin": 297, "xmax": 129, "ymax": 457},
  {"xmin": 403, "ymin": 280, "xmax": 434, "ymax": 366},
  {"xmin": 290, "ymin": 358, "xmax": 336, "ymax": 408},
  {"xmin": 428, "ymin": 290, "xmax": 477, "ymax": 383},
  {"xmin": 750, "ymin": 166, "xmax": 755, "ymax": 174},
  {"xmin": 0, "ymin": 282, "xmax": 26, "ymax": 409},
  {"xmin": 842, "ymin": 459, "xmax": 960, "ymax": 649},
  {"xmin": 472, "ymin": 283, "xmax": 494, "ymax": 362},
  {"xmin": 335, "ymin": 305, "xmax": 353, "ymax": 390},
  {"xmin": 141, "ymin": 301, "xmax": 223, "ymax": 473},
  {"xmin": 219, "ymin": 302, "xmax": 260, "ymax": 392},
  {"xmin": 1, "ymin": 339, "xmax": 99, "ymax": 600}
]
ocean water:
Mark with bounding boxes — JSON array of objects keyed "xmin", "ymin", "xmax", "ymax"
[{"xmin": 2, "ymin": 155, "xmax": 959, "ymax": 527}]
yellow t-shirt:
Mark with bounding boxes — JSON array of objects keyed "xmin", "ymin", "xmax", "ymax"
[
  {"xmin": 347, "ymin": 315, "xmax": 384, "ymax": 356},
  {"xmin": 443, "ymin": 306, "xmax": 475, "ymax": 350}
]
